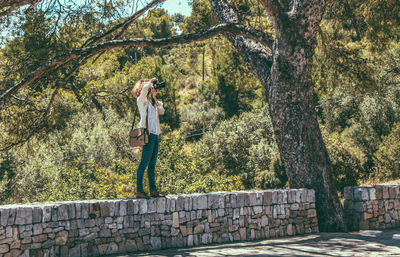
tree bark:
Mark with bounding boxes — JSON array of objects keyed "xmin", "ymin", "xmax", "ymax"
[{"xmin": 209, "ymin": 0, "xmax": 347, "ymax": 232}]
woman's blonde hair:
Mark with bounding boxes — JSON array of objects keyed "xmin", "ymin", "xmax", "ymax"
[{"xmin": 132, "ymin": 79, "xmax": 148, "ymax": 98}]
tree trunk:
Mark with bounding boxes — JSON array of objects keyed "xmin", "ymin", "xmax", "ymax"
[{"xmin": 209, "ymin": 0, "xmax": 347, "ymax": 231}]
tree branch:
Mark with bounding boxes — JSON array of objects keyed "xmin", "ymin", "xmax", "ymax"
[
  {"xmin": 81, "ymin": 0, "xmax": 167, "ymax": 47},
  {"xmin": 209, "ymin": 0, "xmax": 273, "ymax": 87},
  {"xmin": 256, "ymin": 0, "xmax": 283, "ymax": 28},
  {"xmin": 0, "ymin": 23, "xmax": 273, "ymax": 104},
  {"xmin": 0, "ymin": 0, "xmax": 43, "ymax": 18}
]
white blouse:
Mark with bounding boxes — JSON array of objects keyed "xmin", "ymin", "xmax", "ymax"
[{"xmin": 137, "ymin": 82, "xmax": 165, "ymax": 135}]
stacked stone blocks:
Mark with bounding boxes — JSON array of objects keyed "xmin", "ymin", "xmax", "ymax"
[
  {"xmin": 0, "ymin": 189, "xmax": 318, "ymax": 256},
  {"xmin": 344, "ymin": 185, "xmax": 400, "ymax": 231}
]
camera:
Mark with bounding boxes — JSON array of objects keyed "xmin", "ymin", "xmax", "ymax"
[{"xmin": 152, "ymin": 81, "xmax": 166, "ymax": 90}]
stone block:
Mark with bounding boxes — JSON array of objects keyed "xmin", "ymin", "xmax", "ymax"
[
  {"xmin": 389, "ymin": 187, "xmax": 396, "ymax": 199},
  {"xmin": 253, "ymin": 206, "xmax": 263, "ymax": 215},
  {"xmin": 31, "ymin": 207, "xmax": 42, "ymax": 224},
  {"xmin": 151, "ymin": 237, "xmax": 162, "ymax": 249},
  {"xmin": 307, "ymin": 190, "xmax": 315, "ymax": 203},
  {"xmin": 6, "ymin": 209, "xmax": 16, "ymax": 226},
  {"xmin": 287, "ymin": 224, "xmax": 293, "ymax": 236},
  {"xmin": 233, "ymin": 208, "xmax": 240, "ymax": 219},
  {"xmin": 148, "ymin": 198, "xmax": 157, "ymax": 213},
  {"xmin": 263, "ymin": 191, "xmax": 272, "ymax": 206},
  {"xmin": 75, "ymin": 202, "xmax": 82, "ymax": 219},
  {"xmin": 0, "ymin": 244, "xmax": 9, "ymax": 254},
  {"xmin": 239, "ymin": 227, "xmax": 246, "ymax": 240},
  {"xmin": 194, "ymin": 224, "xmax": 204, "ymax": 234},
  {"xmin": 184, "ymin": 196, "xmax": 192, "ymax": 211},
  {"xmin": 272, "ymin": 191, "xmax": 278, "ymax": 204},
  {"xmin": 81, "ymin": 203, "xmax": 89, "ymax": 219},
  {"xmin": 230, "ymin": 194, "xmax": 237, "ymax": 208},
  {"xmin": 15, "ymin": 208, "xmax": 32, "ymax": 225},
  {"xmin": 169, "ymin": 197, "xmax": 176, "ymax": 212},
  {"xmin": 307, "ymin": 209, "xmax": 317, "ymax": 218},
  {"xmin": 33, "ymin": 224, "xmax": 42, "ymax": 235},
  {"xmin": 383, "ymin": 187, "xmax": 389, "ymax": 199},
  {"xmin": 89, "ymin": 202, "xmax": 100, "ymax": 219},
  {"xmin": 69, "ymin": 245, "xmax": 81, "ymax": 257},
  {"xmin": 106, "ymin": 242, "xmax": 118, "ymax": 255},
  {"xmin": 56, "ymin": 231, "xmax": 68, "ymax": 245},
  {"xmin": 0, "ymin": 209, "xmax": 9, "ymax": 227},
  {"xmin": 197, "ymin": 195, "xmax": 208, "ymax": 210},
  {"xmin": 139, "ymin": 199, "xmax": 148, "ymax": 214},
  {"xmin": 176, "ymin": 196, "xmax": 185, "ymax": 211},
  {"xmin": 98, "ymin": 244, "xmax": 108, "ymax": 255},
  {"xmin": 119, "ymin": 200, "xmax": 127, "ymax": 216},
  {"xmin": 172, "ymin": 212, "xmax": 179, "ymax": 228},
  {"xmin": 354, "ymin": 202, "xmax": 365, "ymax": 212},
  {"xmin": 236, "ymin": 193, "xmax": 246, "ymax": 208},
  {"xmin": 369, "ymin": 188, "xmax": 376, "ymax": 201},
  {"xmin": 208, "ymin": 194, "xmax": 220, "ymax": 209},
  {"xmin": 58, "ymin": 204, "xmax": 69, "ymax": 221},
  {"xmin": 157, "ymin": 198, "xmax": 166, "ymax": 213},
  {"xmin": 261, "ymin": 215, "xmax": 268, "ymax": 227},
  {"xmin": 99, "ymin": 202, "xmax": 110, "ymax": 217},
  {"xmin": 344, "ymin": 187, "xmax": 353, "ymax": 200},
  {"xmin": 249, "ymin": 192, "xmax": 262, "ymax": 206},
  {"xmin": 33, "ymin": 234, "xmax": 47, "ymax": 243}
]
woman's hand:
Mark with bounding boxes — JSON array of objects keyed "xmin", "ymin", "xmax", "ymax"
[
  {"xmin": 150, "ymin": 77, "xmax": 158, "ymax": 84},
  {"xmin": 150, "ymin": 88, "xmax": 158, "ymax": 100}
]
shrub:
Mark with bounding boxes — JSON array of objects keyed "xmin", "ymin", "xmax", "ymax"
[
  {"xmin": 179, "ymin": 81, "xmax": 225, "ymax": 138},
  {"xmin": 156, "ymin": 134, "xmax": 244, "ymax": 194},
  {"xmin": 254, "ymin": 153, "xmax": 288, "ymax": 189},
  {"xmin": 197, "ymin": 106, "xmax": 280, "ymax": 189},
  {"xmin": 323, "ymin": 130, "xmax": 367, "ymax": 192},
  {"xmin": 373, "ymin": 122, "xmax": 400, "ymax": 181}
]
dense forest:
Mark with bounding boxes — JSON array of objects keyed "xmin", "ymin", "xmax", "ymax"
[{"xmin": 0, "ymin": 0, "xmax": 399, "ymax": 208}]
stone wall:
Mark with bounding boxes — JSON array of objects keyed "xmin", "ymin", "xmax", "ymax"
[
  {"xmin": 0, "ymin": 189, "xmax": 318, "ymax": 256},
  {"xmin": 344, "ymin": 185, "xmax": 400, "ymax": 231}
]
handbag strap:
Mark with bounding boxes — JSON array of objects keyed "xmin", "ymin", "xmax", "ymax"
[{"xmin": 130, "ymin": 106, "xmax": 138, "ymax": 131}]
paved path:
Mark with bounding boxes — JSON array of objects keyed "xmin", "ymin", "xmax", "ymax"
[{"xmin": 113, "ymin": 228, "xmax": 400, "ymax": 256}]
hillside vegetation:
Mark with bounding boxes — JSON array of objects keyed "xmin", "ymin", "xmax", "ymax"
[{"xmin": 0, "ymin": 0, "xmax": 399, "ymax": 204}]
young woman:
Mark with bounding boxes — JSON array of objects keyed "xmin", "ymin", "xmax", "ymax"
[{"xmin": 132, "ymin": 78, "xmax": 165, "ymax": 198}]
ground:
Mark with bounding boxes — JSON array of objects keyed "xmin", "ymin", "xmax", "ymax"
[{"xmin": 112, "ymin": 228, "xmax": 400, "ymax": 256}]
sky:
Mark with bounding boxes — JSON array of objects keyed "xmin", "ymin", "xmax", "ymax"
[{"xmin": 158, "ymin": 0, "xmax": 192, "ymax": 16}]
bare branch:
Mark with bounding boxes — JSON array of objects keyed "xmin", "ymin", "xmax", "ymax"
[{"xmin": 1, "ymin": 23, "xmax": 273, "ymax": 104}]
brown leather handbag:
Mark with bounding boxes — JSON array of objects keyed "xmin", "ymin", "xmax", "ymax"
[{"xmin": 129, "ymin": 107, "xmax": 149, "ymax": 147}]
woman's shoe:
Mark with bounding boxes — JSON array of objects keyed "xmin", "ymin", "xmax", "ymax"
[
  {"xmin": 150, "ymin": 190, "xmax": 165, "ymax": 197},
  {"xmin": 136, "ymin": 192, "xmax": 150, "ymax": 199}
]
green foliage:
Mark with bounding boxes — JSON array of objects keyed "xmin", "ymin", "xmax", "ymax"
[
  {"xmin": 211, "ymin": 39, "xmax": 265, "ymax": 117},
  {"xmin": 156, "ymin": 135, "xmax": 244, "ymax": 194},
  {"xmin": 181, "ymin": 0, "xmax": 218, "ymax": 33},
  {"xmin": 373, "ymin": 123, "xmax": 400, "ymax": 181},
  {"xmin": 323, "ymin": 131, "xmax": 367, "ymax": 192},
  {"xmin": 0, "ymin": 106, "xmax": 244, "ymax": 204},
  {"xmin": 179, "ymin": 81, "xmax": 225, "ymax": 137},
  {"xmin": 197, "ymin": 106, "xmax": 278, "ymax": 189},
  {"xmin": 253, "ymin": 153, "xmax": 287, "ymax": 189}
]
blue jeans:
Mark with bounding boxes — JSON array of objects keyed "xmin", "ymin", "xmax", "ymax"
[{"xmin": 137, "ymin": 133, "xmax": 159, "ymax": 193}]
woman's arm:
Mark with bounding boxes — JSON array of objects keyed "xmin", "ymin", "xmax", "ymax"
[
  {"xmin": 137, "ymin": 82, "xmax": 151, "ymax": 105},
  {"xmin": 137, "ymin": 78, "xmax": 158, "ymax": 102}
]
